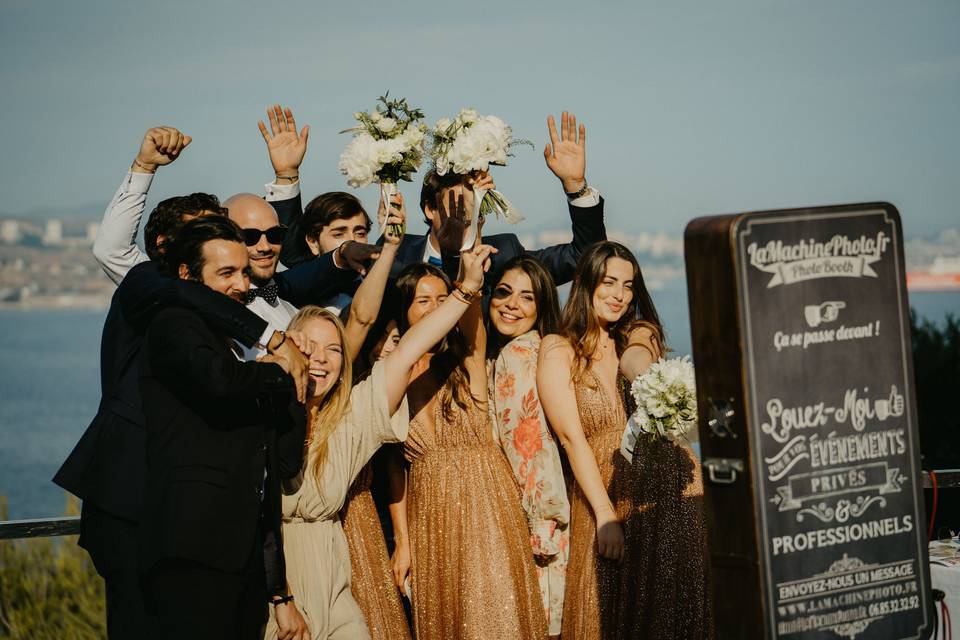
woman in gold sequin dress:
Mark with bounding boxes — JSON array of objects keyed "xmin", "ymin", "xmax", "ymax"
[
  {"xmin": 538, "ymin": 241, "xmax": 713, "ymax": 639},
  {"xmin": 387, "ymin": 259, "xmax": 547, "ymax": 640},
  {"xmin": 264, "ymin": 232, "xmax": 495, "ymax": 638},
  {"xmin": 336, "ymin": 195, "xmax": 412, "ymax": 640}
]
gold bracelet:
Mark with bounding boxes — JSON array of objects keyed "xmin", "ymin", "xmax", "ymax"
[
  {"xmin": 451, "ymin": 289, "xmax": 471, "ymax": 304},
  {"xmin": 274, "ymin": 173, "xmax": 299, "ymax": 184},
  {"xmin": 453, "ymin": 280, "xmax": 479, "ymax": 301}
]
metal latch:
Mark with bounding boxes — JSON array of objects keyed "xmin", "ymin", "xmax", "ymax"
[{"xmin": 703, "ymin": 458, "xmax": 744, "ymax": 485}]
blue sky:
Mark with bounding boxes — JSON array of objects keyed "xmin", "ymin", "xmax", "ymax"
[{"xmin": 1, "ymin": 0, "xmax": 958, "ymax": 237}]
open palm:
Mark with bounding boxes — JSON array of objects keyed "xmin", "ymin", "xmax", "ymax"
[
  {"xmin": 543, "ymin": 112, "xmax": 586, "ymax": 191},
  {"xmin": 258, "ymin": 104, "xmax": 310, "ymax": 175}
]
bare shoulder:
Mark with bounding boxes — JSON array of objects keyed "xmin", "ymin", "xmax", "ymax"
[{"xmin": 539, "ymin": 333, "xmax": 574, "ymax": 361}]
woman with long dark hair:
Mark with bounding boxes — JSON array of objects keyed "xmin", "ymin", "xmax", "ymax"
[
  {"xmin": 387, "ymin": 251, "xmax": 547, "ymax": 639},
  {"xmin": 539, "ymin": 240, "xmax": 710, "ymax": 639},
  {"xmin": 486, "ymin": 255, "xmax": 569, "ymax": 638}
]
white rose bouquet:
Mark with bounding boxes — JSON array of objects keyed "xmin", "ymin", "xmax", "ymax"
[
  {"xmin": 339, "ymin": 94, "xmax": 428, "ymax": 236},
  {"xmin": 429, "ymin": 109, "xmax": 532, "ymax": 238},
  {"xmin": 619, "ymin": 356, "xmax": 698, "ymax": 462}
]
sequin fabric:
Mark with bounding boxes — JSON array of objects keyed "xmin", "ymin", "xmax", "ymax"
[
  {"xmin": 403, "ymin": 389, "xmax": 548, "ymax": 640},
  {"xmin": 562, "ymin": 370, "xmax": 714, "ymax": 639},
  {"xmin": 341, "ymin": 463, "xmax": 412, "ymax": 640}
]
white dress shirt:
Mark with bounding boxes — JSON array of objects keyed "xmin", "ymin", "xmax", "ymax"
[{"xmin": 239, "ymin": 280, "xmax": 299, "ymax": 361}]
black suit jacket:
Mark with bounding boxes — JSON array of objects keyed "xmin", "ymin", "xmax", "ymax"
[
  {"xmin": 138, "ymin": 307, "xmax": 304, "ymax": 595},
  {"xmin": 53, "ymin": 261, "xmax": 270, "ymax": 525},
  {"xmin": 390, "ymin": 197, "xmax": 606, "ymax": 287}
]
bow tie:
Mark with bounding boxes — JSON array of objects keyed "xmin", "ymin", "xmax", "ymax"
[{"xmin": 246, "ymin": 282, "xmax": 278, "ymax": 305}]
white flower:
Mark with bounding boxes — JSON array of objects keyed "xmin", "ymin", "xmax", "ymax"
[
  {"xmin": 458, "ymin": 108, "xmax": 479, "ymax": 124},
  {"xmin": 338, "ymin": 132, "xmax": 380, "ymax": 188},
  {"xmin": 353, "ymin": 111, "xmax": 364, "ymax": 121},
  {"xmin": 622, "ymin": 356, "xmax": 698, "ymax": 445},
  {"xmin": 376, "ymin": 117, "xmax": 397, "ymax": 133},
  {"xmin": 435, "ymin": 117, "xmax": 452, "ymax": 131},
  {"xmin": 370, "ymin": 110, "xmax": 383, "ymax": 122}
]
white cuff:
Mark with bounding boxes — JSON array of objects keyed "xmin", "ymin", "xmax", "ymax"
[
  {"xmin": 256, "ymin": 325, "xmax": 281, "ymax": 351},
  {"xmin": 264, "ymin": 181, "xmax": 301, "ymax": 202},
  {"xmin": 124, "ymin": 170, "xmax": 155, "ymax": 194},
  {"xmin": 568, "ymin": 186, "xmax": 600, "ymax": 208}
]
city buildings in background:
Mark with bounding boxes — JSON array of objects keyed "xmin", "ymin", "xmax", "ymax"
[{"xmin": 1, "ymin": 214, "xmax": 958, "ymax": 309}]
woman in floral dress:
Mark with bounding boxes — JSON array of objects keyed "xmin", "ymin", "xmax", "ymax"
[{"xmin": 486, "ymin": 255, "xmax": 569, "ymax": 638}]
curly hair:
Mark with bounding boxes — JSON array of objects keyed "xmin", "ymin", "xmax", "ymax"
[{"xmin": 144, "ymin": 192, "xmax": 227, "ymax": 260}]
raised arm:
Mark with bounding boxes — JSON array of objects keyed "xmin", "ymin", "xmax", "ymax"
[
  {"xmin": 527, "ymin": 112, "xmax": 606, "ymax": 286},
  {"xmin": 93, "ymin": 127, "xmax": 191, "ymax": 283},
  {"xmin": 343, "ymin": 194, "xmax": 405, "ymax": 362},
  {"xmin": 537, "ymin": 335, "xmax": 624, "ymax": 561},
  {"xmin": 258, "ymin": 104, "xmax": 311, "ymax": 267},
  {"xmin": 382, "ymin": 243, "xmax": 493, "ymax": 415},
  {"xmin": 619, "ymin": 322, "xmax": 664, "ymax": 381}
]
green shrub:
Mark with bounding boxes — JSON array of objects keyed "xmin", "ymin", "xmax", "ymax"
[{"xmin": 0, "ymin": 495, "xmax": 105, "ymax": 639}]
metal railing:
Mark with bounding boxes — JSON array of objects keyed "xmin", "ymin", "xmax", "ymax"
[{"xmin": 0, "ymin": 515, "xmax": 80, "ymax": 540}]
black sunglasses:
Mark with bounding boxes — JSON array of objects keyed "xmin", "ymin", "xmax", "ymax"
[{"xmin": 241, "ymin": 225, "xmax": 287, "ymax": 246}]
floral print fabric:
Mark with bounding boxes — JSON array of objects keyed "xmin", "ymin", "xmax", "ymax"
[{"xmin": 490, "ymin": 331, "xmax": 570, "ymax": 635}]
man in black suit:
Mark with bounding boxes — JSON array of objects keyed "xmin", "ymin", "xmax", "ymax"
[
  {"xmin": 54, "ymin": 192, "xmax": 311, "ymax": 639},
  {"xmin": 138, "ymin": 216, "xmax": 307, "ymax": 640},
  {"xmin": 391, "ymin": 111, "xmax": 606, "ymax": 287}
]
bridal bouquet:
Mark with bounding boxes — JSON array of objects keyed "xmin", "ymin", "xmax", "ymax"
[
  {"xmin": 339, "ymin": 94, "xmax": 428, "ymax": 236},
  {"xmin": 429, "ymin": 109, "xmax": 531, "ymax": 235},
  {"xmin": 620, "ymin": 356, "xmax": 698, "ymax": 462}
]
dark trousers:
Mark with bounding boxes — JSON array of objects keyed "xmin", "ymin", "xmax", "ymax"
[
  {"xmin": 79, "ymin": 502, "xmax": 155, "ymax": 640},
  {"xmin": 142, "ymin": 549, "xmax": 267, "ymax": 640}
]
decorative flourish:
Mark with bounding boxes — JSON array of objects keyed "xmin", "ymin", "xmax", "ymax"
[{"xmin": 797, "ymin": 501, "xmax": 834, "ymax": 523}]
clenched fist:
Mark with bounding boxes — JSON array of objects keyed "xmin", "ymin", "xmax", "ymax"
[{"xmin": 133, "ymin": 126, "xmax": 192, "ymax": 173}]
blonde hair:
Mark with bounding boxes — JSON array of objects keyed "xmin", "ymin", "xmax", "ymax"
[{"xmin": 287, "ymin": 305, "xmax": 354, "ymax": 482}]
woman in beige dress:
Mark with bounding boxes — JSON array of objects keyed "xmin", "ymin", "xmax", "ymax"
[
  {"xmin": 538, "ymin": 240, "xmax": 712, "ymax": 639},
  {"xmin": 264, "ymin": 229, "xmax": 495, "ymax": 638}
]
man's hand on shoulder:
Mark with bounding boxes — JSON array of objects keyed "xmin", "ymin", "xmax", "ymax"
[
  {"xmin": 133, "ymin": 126, "xmax": 191, "ymax": 173},
  {"xmin": 260, "ymin": 331, "xmax": 309, "ymax": 403},
  {"xmin": 258, "ymin": 104, "xmax": 309, "ymax": 183},
  {"xmin": 543, "ymin": 111, "xmax": 587, "ymax": 194}
]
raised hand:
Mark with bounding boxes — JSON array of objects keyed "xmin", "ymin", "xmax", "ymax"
[
  {"xmin": 259, "ymin": 337, "xmax": 309, "ymax": 404},
  {"xmin": 467, "ymin": 170, "xmax": 496, "ymax": 193},
  {"xmin": 434, "ymin": 189, "xmax": 467, "ymax": 255},
  {"xmin": 543, "ymin": 111, "xmax": 587, "ymax": 193},
  {"xmin": 336, "ymin": 241, "xmax": 382, "ymax": 276},
  {"xmin": 258, "ymin": 104, "xmax": 310, "ymax": 177},
  {"xmin": 133, "ymin": 126, "xmax": 192, "ymax": 172},
  {"xmin": 459, "ymin": 243, "xmax": 497, "ymax": 292},
  {"xmin": 378, "ymin": 192, "xmax": 407, "ymax": 245}
]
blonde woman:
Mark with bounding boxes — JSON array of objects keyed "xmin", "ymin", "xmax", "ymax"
[{"xmin": 264, "ymin": 238, "xmax": 495, "ymax": 640}]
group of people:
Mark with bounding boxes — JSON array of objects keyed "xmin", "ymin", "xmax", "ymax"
[{"xmin": 54, "ymin": 104, "xmax": 713, "ymax": 639}]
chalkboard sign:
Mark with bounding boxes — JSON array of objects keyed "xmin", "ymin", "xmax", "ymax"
[{"xmin": 685, "ymin": 203, "xmax": 932, "ymax": 639}]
